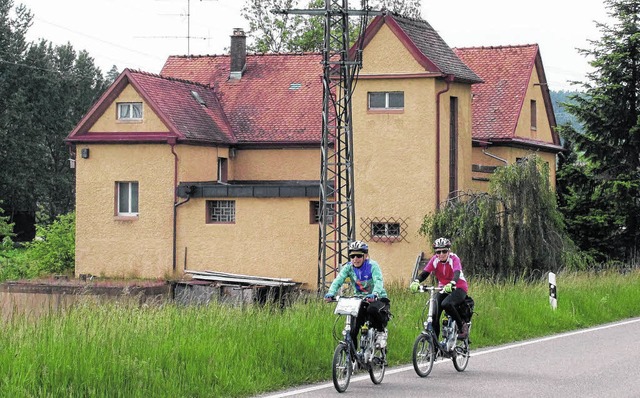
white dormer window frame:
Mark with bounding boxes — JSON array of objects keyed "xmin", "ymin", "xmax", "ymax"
[{"xmin": 117, "ymin": 102, "xmax": 143, "ymax": 120}]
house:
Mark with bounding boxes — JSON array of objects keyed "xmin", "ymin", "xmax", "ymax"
[
  {"xmin": 66, "ymin": 14, "xmax": 560, "ymax": 289},
  {"xmin": 454, "ymin": 44, "xmax": 562, "ymax": 191}
]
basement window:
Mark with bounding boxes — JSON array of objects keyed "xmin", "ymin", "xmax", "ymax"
[
  {"xmin": 310, "ymin": 201, "xmax": 335, "ymax": 224},
  {"xmin": 207, "ymin": 200, "xmax": 235, "ymax": 223}
]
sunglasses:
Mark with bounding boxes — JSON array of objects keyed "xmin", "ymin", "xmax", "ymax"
[
  {"xmin": 435, "ymin": 249, "xmax": 449, "ymax": 255},
  {"xmin": 349, "ymin": 254, "xmax": 364, "ymax": 259}
]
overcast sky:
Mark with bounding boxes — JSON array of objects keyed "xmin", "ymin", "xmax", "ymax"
[{"xmin": 22, "ymin": 0, "xmax": 609, "ymax": 91}]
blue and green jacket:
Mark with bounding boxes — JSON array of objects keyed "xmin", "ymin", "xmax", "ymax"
[{"xmin": 327, "ymin": 259, "xmax": 388, "ymax": 298}]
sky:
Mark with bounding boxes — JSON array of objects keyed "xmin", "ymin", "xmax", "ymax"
[{"xmin": 21, "ymin": 0, "xmax": 610, "ymax": 91}]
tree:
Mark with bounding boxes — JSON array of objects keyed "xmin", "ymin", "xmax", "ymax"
[
  {"xmin": 420, "ymin": 155, "xmax": 583, "ymax": 281},
  {"xmin": 558, "ymin": 0, "xmax": 640, "ymax": 261},
  {"xmin": 241, "ymin": 0, "xmax": 422, "ymax": 53},
  {"xmin": 0, "ymin": 1, "xmax": 109, "ymax": 236}
]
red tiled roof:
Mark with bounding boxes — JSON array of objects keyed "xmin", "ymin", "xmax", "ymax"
[
  {"xmin": 454, "ymin": 44, "xmax": 559, "ymax": 147},
  {"xmin": 454, "ymin": 45, "xmax": 538, "ymax": 141},
  {"xmin": 161, "ymin": 53, "xmax": 324, "ymax": 145},
  {"xmin": 67, "ymin": 69, "xmax": 235, "ymax": 145}
]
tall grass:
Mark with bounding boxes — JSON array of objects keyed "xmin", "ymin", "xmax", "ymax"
[{"xmin": 1, "ymin": 271, "xmax": 639, "ymax": 397}]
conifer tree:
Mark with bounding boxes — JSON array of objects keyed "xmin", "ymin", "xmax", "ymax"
[{"xmin": 559, "ymin": 0, "xmax": 640, "ymax": 261}]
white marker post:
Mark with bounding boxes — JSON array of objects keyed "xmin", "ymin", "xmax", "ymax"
[{"xmin": 549, "ymin": 272, "xmax": 557, "ymax": 310}]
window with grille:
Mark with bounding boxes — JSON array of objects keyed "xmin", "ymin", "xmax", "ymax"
[
  {"xmin": 207, "ymin": 200, "xmax": 235, "ymax": 223},
  {"xmin": 372, "ymin": 222, "xmax": 400, "ymax": 238},
  {"xmin": 117, "ymin": 102, "xmax": 143, "ymax": 120},
  {"xmin": 360, "ymin": 217, "xmax": 408, "ymax": 242},
  {"xmin": 310, "ymin": 201, "xmax": 335, "ymax": 224},
  {"xmin": 368, "ymin": 91, "xmax": 404, "ymax": 110}
]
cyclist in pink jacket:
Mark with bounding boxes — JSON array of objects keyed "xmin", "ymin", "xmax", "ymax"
[{"xmin": 410, "ymin": 237, "xmax": 470, "ymax": 339}]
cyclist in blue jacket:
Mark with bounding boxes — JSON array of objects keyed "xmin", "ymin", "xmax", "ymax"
[{"xmin": 324, "ymin": 241, "xmax": 390, "ymax": 348}]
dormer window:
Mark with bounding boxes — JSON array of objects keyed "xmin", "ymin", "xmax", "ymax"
[{"xmin": 117, "ymin": 102, "xmax": 143, "ymax": 120}]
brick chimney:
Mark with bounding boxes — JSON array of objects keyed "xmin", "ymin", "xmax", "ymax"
[{"xmin": 230, "ymin": 28, "xmax": 246, "ymax": 80}]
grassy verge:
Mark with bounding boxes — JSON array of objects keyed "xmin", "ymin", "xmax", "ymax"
[{"xmin": 0, "ymin": 270, "xmax": 639, "ymax": 397}]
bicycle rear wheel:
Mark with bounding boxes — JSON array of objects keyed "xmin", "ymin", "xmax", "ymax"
[
  {"xmin": 452, "ymin": 338, "xmax": 470, "ymax": 371},
  {"xmin": 369, "ymin": 346, "xmax": 386, "ymax": 384},
  {"xmin": 332, "ymin": 343, "xmax": 352, "ymax": 392},
  {"xmin": 412, "ymin": 332, "xmax": 435, "ymax": 377}
]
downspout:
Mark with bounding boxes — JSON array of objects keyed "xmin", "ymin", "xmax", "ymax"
[
  {"xmin": 435, "ymin": 74, "xmax": 454, "ymax": 208},
  {"xmin": 482, "ymin": 147, "xmax": 508, "ymax": 164},
  {"xmin": 169, "ymin": 137, "xmax": 180, "ymax": 273}
]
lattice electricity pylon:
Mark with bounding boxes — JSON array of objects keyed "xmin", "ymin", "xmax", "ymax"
[{"xmin": 276, "ymin": 1, "xmax": 383, "ymax": 292}]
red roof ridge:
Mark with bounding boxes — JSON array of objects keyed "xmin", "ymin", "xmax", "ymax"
[
  {"xmin": 454, "ymin": 44, "xmax": 539, "ymax": 51},
  {"xmin": 127, "ymin": 68, "xmax": 214, "ymax": 90}
]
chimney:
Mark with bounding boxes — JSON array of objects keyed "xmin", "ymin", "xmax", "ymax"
[{"xmin": 230, "ymin": 28, "xmax": 246, "ymax": 80}]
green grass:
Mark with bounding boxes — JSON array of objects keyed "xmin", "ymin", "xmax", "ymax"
[{"xmin": 1, "ymin": 270, "xmax": 639, "ymax": 397}]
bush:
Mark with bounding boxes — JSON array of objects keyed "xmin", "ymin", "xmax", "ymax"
[{"xmin": 24, "ymin": 212, "xmax": 75, "ymax": 276}]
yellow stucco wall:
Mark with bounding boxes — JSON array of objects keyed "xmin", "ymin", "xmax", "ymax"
[
  {"xmin": 175, "ymin": 197, "xmax": 319, "ymax": 289},
  {"xmin": 89, "ymin": 85, "xmax": 169, "ymax": 133},
  {"xmin": 75, "ymin": 144, "xmax": 175, "ymax": 279},
  {"xmin": 233, "ymin": 149, "xmax": 319, "ymax": 180},
  {"xmin": 514, "ymin": 66, "xmax": 555, "ymax": 143},
  {"xmin": 359, "ymin": 24, "xmax": 425, "ymax": 74}
]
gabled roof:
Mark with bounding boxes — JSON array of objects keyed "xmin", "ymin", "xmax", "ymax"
[
  {"xmin": 161, "ymin": 53, "xmax": 324, "ymax": 145},
  {"xmin": 454, "ymin": 44, "xmax": 561, "ymax": 148},
  {"xmin": 67, "ymin": 69, "xmax": 235, "ymax": 145},
  {"xmin": 361, "ymin": 13, "xmax": 483, "ymax": 84}
]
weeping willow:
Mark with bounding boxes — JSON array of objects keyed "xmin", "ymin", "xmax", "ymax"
[{"xmin": 419, "ymin": 155, "xmax": 585, "ymax": 282}]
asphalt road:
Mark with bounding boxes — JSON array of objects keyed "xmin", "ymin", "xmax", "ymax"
[{"xmin": 256, "ymin": 317, "xmax": 640, "ymax": 398}]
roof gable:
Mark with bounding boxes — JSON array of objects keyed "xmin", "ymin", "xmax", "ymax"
[
  {"xmin": 361, "ymin": 13, "xmax": 482, "ymax": 84},
  {"xmin": 454, "ymin": 44, "xmax": 560, "ymax": 147},
  {"xmin": 67, "ymin": 69, "xmax": 235, "ymax": 145}
]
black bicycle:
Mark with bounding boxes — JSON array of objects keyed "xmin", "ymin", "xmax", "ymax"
[
  {"xmin": 411, "ymin": 285, "xmax": 471, "ymax": 377},
  {"xmin": 329, "ymin": 296, "xmax": 387, "ymax": 392}
]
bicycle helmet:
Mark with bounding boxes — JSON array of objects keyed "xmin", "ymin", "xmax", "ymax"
[
  {"xmin": 433, "ymin": 237, "xmax": 451, "ymax": 249},
  {"xmin": 348, "ymin": 240, "xmax": 369, "ymax": 254}
]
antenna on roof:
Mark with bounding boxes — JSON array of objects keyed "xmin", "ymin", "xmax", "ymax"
[{"xmin": 135, "ymin": 0, "xmax": 217, "ymax": 55}]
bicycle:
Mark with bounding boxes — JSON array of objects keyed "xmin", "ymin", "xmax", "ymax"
[
  {"xmin": 329, "ymin": 296, "xmax": 388, "ymax": 393},
  {"xmin": 411, "ymin": 285, "xmax": 471, "ymax": 377}
]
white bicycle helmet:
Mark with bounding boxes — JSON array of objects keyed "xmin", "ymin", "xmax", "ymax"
[
  {"xmin": 348, "ymin": 240, "xmax": 369, "ymax": 253},
  {"xmin": 433, "ymin": 237, "xmax": 451, "ymax": 249}
]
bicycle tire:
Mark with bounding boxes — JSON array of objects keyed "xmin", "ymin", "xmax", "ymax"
[
  {"xmin": 332, "ymin": 343, "xmax": 352, "ymax": 392},
  {"xmin": 369, "ymin": 346, "xmax": 386, "ymax": 384},
  {"xmin": 452, "ymin": 338, "xmax": 470, "ymax": 371},
  {"xmin": 412, "ymin": 332, "xmax": 435, "ymax": 377}
]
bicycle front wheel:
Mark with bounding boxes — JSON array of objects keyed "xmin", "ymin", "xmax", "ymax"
[
  {"xmin": 332, "ymin": 343, "xmax": 352, "ymax": 392},
  {"xmin": 452, "ymin": 338, "xmax": 470, "ymax": 371},
  {"xmin": 369, "ymin": 346, "xmax": 386, "ymax": 384},
  {"xmin": 412, "ymin": 332, "xmax": 435, "ymax": 377}
]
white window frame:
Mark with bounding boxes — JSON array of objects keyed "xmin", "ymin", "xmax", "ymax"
[
  {"xmin": 368, "ymin": 91, "xmax": 404, "ymax": 110},
  {"xmin": 208, "ymin": 200, "xmax": 236, "ymax": 223},
  {"xmin": 117, "ymin": 102, "xmax": 143, "ymax": 120},
  {"xmin": 117, "ymin": 181, "xmax": 139, "ymax": 216}
]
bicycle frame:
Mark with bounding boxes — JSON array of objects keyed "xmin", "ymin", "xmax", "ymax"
[
  {"xmin": 412, "ymin": 285, "xmax": 470, "ymax": 377},
  {"xmin": 330, "ymin": 296, "xmax": 387, "ymax": 392}
]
